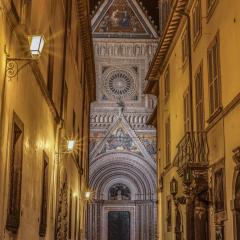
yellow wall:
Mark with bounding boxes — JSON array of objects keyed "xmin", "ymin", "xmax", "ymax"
[
  {"xmin": 0, "ymin": 0, "xmax": 94, "ymax": 239},
  {"xmin": 154, "ymin": 0, "xmax": 240, "ymax": 239}
]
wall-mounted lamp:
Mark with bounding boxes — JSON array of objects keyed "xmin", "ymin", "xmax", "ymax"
[
  {"xmin": 6, "ymin": 34, "xmax": 45, "ymax": 80},
  {"xmin": 170, "ymin": 177, "xmax": 178, "ymax": 197},
  {"xmin": 170, "ymin": 177, "xmax": 187, "ymax": 205},
  {"xmin": 183, "ymin": 164, "xmax": 192, "ymax": 186},
  {"xmin": 85, "ymin": 191, "xmax": 92, "ymax": 200},
  {"xmin": 81, "ymin": 189, "xmax": 95, "ymax": 203},
  {"xmin": 67, "ymin": 140, "xmax": 76, "ymax": 152},
  {"xmin": 28, "ymin": 35, "xmax": 45, "ymax": 58},
  {"xmin": 60, "ymin": 137, "xmax": 82, "ymax": 154}
]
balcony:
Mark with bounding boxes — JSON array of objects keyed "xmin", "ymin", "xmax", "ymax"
[{"xmin": 173, "ymin": 131, "xmax": 209, "ymax": 171}]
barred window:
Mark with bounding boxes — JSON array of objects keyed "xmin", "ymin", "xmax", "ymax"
[{"xmin": 208, "ymin": 34, "xmax": 221, "ymax": 116}]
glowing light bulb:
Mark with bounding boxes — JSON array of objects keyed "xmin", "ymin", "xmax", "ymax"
[{"xmin": 67, "ymin": 140, "xmax": 75, "ymax": 151}]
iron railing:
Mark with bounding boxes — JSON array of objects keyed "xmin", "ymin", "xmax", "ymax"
[{"xmin": 173, "ymin": 131, "xmax": 209, "ymax": 168}]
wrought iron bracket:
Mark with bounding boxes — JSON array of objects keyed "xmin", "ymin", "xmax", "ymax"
[
  {"xmin": 233, "ymin": 146, "xmax": 240, "ymax": 165},
  {"xmin": 174, "ymin": 196, "xmax": 187, "ymax": 205},
  {"xmin": 6, "ymin": 57, "xmax": 37, "ymax": 80}
]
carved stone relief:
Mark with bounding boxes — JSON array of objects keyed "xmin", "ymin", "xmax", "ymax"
[{"xmin": 55, "ymin": 168, "xmax": 68, "ymax": 240}]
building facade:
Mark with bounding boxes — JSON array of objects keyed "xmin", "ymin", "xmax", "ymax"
[
  {"xmin": 145, "ymin": 0, "xmax": 240, "ymax": 239},
  {"xmin": 88, "ymin": 0, "xmax": 159, "ymax": 239},
  {"xmin": 0, "ymin": 0, "xmax": 95, "ymax": 239}
]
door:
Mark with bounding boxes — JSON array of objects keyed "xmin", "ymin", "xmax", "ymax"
[{"xmin": 108, "ymin": 211, "xmax": 130, "ymax": 240}]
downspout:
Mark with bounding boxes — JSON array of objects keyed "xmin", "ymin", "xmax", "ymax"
[
  {"xmin": 176, "ymin": 10, "xmax": 195, "ymax": 240},
  {"xmin": 54, "ymin": 0, "xmax": 69, "ymax": 238}
]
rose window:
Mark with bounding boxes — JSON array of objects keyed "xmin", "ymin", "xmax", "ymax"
[{"xmin": 104, "ymin": 70, "xmax": 135, "ymax": 99}]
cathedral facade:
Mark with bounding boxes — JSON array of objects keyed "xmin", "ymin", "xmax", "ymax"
[{"xmin": 88, "ymin": 0, "xmax": 159, "ymax": 239}]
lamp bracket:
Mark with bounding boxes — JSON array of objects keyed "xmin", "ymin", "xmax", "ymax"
[
  {"xmin": 233, "ymin": 146, "xmax": 240, "ymax": 165},
  {"xmin": 6, "ymin": 57, "xmax": 37, "ymax": 80}
]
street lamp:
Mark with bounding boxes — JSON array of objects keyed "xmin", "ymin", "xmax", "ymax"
[
  {"xmin": 170, "ymin": 177, "xmax": 178, "ymax": 197},
  {"xmin": 28, "ymin": 35, "xmax": 45, "ymax": 58},
  {"xmin": 67, "ymin": 140, "xmax": 76, "ymax": 152},
  {"xmin": 6, "ymin": 34, "xmax": 45, "ymax": 80},
  {"xmin": 183, "ymin": 164, "xmax": 192, "ymax": 186},
  {"xmin": 85, "ymin": 191, "xmax": 92, "ymax": 201}
]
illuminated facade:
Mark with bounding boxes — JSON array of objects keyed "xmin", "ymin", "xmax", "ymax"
[
  {"xmin": 88, "ymin": 0, "xmax": 159, "ymax": 239},
  {"xmin": 0, "ymin": 0, "xmax": 95, "ymax": 239},
  {"xmin": 146, "ymin": 0, "xmax": 240, "ymax": 239}
]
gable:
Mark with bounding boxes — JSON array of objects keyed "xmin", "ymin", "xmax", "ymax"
[
  {"xmin": 90, "ymin": 113, "xmax": 154, "ymax": 160},
  {"xmin": 92, "ymin": 0, "xmax": 158, "ymax": 39}
]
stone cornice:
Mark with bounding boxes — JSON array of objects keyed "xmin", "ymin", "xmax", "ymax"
[
  {"xmin": 145, "ymin": 0, "xmax": 188, "ymax": 82},
  {"xmin": 76, "ymin": 0, "xmax": 96, "ymax": 102}
]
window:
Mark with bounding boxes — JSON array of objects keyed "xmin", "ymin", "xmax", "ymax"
[
  {"xmin": 11, "ymin": 0, "xmax": 31, "ymax": 23},
  {"xmin": 208, "ymin": 33, "xmax": 221, "ymax": 117},
  {"xmin": 165, "ymin": 117, "xmax": 171, "ymax": 167},
  {"xmin": 6, "ymin": 113, "xmax": 24, "ymax": 233},
  {"xmin": 195, "ymin": 64, "xmax": 204, "ymax": 131},
  {"xmin": 66, "ymin": 0, "xmax": 72, "ymax": 28},
  {"xmin": 183, "ymin": 88, "xmax": 191, "ymax": 132},
  {"xmin": 192, "ymin": 0, "xmax": 202, "ymax": 43},
  {"xmin": 164, "ymin": 66, "xmax": 170, "ymax": 101},
  {"xmin": 39, "ymin": 152, "xmax": 49, "ymax": 237},
  {"xmin": 207, "ymin": 0, "xmax": 218, "ymax": 18},
  {"xmin": 182, "ymin": 29, "xmax": 189, "ymax": 66}
]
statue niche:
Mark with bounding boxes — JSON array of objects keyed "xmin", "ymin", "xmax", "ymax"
[{"xmin": 109, "ymin": 184, "xmax": 131, "ymax": 200}]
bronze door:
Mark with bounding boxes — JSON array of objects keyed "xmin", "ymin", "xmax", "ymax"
[{"xmin": 108, "ymin": 211, "xmax": 130, "ymax": 240}]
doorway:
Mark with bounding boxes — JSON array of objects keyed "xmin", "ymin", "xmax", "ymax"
[{"xmin": 108, "ymin": 211, "xmax": 130, "ymax": 240}]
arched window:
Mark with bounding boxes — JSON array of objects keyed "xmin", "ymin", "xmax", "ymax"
[{"xmin": 109, "ymin": 184, "xmax": 131, "ymax": 200}]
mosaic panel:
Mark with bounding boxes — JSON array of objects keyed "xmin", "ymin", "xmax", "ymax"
[{"xmin": 96, "ymin": 0, "xmax": 145, "ymax": 34}]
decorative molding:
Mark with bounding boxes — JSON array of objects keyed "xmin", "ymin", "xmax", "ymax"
[
  {"xmin": 90, "ymin": 112, "xmax": 155, "ymax": 161},
  {"xmin": 91, "ymin": 0, "xmax": 158, "ymax": 39},
  {"xmin": 206, "ymin": 92, "xmax": 240, "ymax": 132}
]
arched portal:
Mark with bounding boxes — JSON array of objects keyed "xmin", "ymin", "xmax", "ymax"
[{"xmin": 88, "ymin": 153, "xmax": 157, "ymax": 240}]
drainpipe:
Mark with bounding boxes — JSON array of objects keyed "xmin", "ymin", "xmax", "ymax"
[
  {"xmin": 176, "ymin": 10, "xmax": 195, "ymax": 240},
  {"xmin": 54, "ymin": 0, "xmax": 69, "ymax": 238}
]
